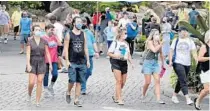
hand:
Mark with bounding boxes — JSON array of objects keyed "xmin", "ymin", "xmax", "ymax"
[
  {"xmin": 66, "ymin": 60, "xmax": 71, "ymax": 69},
  {"xmin": 87, "ymin": 61, "xmax": 90, "ymax": 68},
  {"xmin": 27, "ymin": 64, "xmax": 32, "ymax": 72},
  {"xmin": 49, "ymin": 64, "xmax": 53, "ymax": 72},
  {"xmin": 114, "ymin": 53, "xmax": 121, "ymax": 59},
  {"xmin": 95, "ymin": 53, "xmax": 99, "ymax": 59}
]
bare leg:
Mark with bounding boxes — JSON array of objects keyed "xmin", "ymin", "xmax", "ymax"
[
  {"xmin": 75, "ymin": 83, "xmax": 81, "ymax": 102},
  {"xmin": 113, "ymin": 69, "xmax": 122, "ymax": 101},
  {"xmin": 143, "ymin": 75, "xmax": 151, "ymax": 96},
  {"xmin": 36, "ymin": 74, "xmax": 44, "ymax": 104},
  {"xmin": 153, "ymin": 73, "xmax": 161, "ymax": 101},
  {"xmin": 196, "ymin": 83, "xmax": 209, "ymax": 105},
  {"xmin": 28, "ymin": 74, "xmax": 36, "ymax": 96}
]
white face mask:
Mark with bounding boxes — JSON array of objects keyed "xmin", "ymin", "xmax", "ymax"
[{"xmin": 153, "ymin": 35, "xmax": 160, "ymax": 41}]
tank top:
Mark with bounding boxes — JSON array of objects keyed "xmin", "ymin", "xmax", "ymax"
[
  {"xmin": 200, "ymin": 44, "xmax": 209, "ymax": 72},
  {"xmin": 145, "ymin": 50, "xmax": 159, "ymax": 60},
  {"xmin": 68, "ymin": 31, "xmax": 86, "ymax": 64}
]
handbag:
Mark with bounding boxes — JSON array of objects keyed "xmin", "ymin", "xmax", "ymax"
[{"xmin": 170, "ymin": 32, "xmax": 174, "ymax": 40}]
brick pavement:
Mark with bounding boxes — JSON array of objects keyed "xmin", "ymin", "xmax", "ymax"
[{"xmin": 0, "ymin": 37, "xmax": 209, "ymax": 110}]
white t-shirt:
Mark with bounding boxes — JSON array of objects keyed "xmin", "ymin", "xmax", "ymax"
[
  {"xmin": 108, "ymin": 41, "xmax": 130, "ymax": 60},
  {"xmin": 54, "ymin": 22, "xmax": 64, "ymax": 42},
  {"xmin": 170, "ymin": 37, "xmax": 196, "ymax": 66},
  {"xmin": 118, "ymin": 18, "xmax": 130, "ymax": 28}
]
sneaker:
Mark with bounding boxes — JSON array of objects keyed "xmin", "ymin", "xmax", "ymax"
[
  {"xmin": 44, "ymin": 90, "xmax": 50, "ymax": 98},
  {"xmin": 4, "ymin": 39, "xmax": 7, "ymax": 44},
  {"xmin": 117, "ymin": 100, "xmax": 124, "ymax": 105},
  {"xmin": 99, "ymin": 51, "xmax": 104, "ymax": 55},
  {"xmin": 171, "ymin": 96, "xmax": 179, "ymax": 104},
  {"xmin": 36, "ymin": 102, "xmax": 40, "ymax": 107},
  {"xmin": 74, "ymin": 101, "xmax": 82, "ymax": 107},
  {"xmin": 66, "ymin": 94, "xmax": 71, "ymax": 104},
  {"xmin": 186, "ymin": 98, "xmax": 193, "ymax": 105},
  {"xmin": 81, "ymin": 91, "xmax": 86, "ymax": 95},
  {"xmin": 194, "ymin": 98, "xmax": 201, "ymax": 110},
  {"xmin": 106, "ymin": 56, "xmax": 110, "ymax": 59},
  {"xmin": 27, "ymin": 95, "xmax": 31, "ymax": 102},
  {"xmin": 48, "ymin": 87, "xmax": 55, "ymax": 96},
  {"xmin": 157, "ymin": 99, "xmax": 165, "ymax": 104},
  {"xmin": 19, "ymin": 51, "xmax": 24, "ymax": 54},
  {"xmin": 140, "ymin": 95, "xmax": 147, "ymax": 103}
]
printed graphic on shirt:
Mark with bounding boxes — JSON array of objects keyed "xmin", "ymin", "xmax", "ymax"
[
  {"xmin": 177, "ymin": 42, "xmax": 190, "ymax": 55},
  {"xmin": 72, "ymin": 38, "xmax": 84, "ymax": 53},
  {"xmin": 119, "ymin": 45, "xmax": 126, "ymax": 56},
  {"xmin": 48, "ymin": 41, "xmax": 57, "ymax": 48}
]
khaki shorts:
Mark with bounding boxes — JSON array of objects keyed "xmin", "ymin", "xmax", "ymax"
[{"xmin": 0, "ymin": 25, "xmax": 4, "ymax": 36}]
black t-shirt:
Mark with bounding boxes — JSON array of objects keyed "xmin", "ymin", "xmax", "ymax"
[
  {"xmin": 68, "ymin": 31, "xmax": 86, "ymax": 64},
  {"xmin": 200, "ymin": 44, "xmax": 209, "ymax": 72}
]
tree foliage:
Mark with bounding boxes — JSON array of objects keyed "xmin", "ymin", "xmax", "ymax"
[{"xmin": 8, "ymin": 1, "xmax": 42, "ymax": 9}]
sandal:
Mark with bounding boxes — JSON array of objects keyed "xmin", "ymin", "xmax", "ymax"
[
  {"xmin": 112, "ymin": 96, "xmax": 118, "ymax": 103},
  {"xmin": 118, "ymin": 100, "xmax": 124, "ymax": 105}
]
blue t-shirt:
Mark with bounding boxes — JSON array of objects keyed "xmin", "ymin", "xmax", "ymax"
[
  {"xmin": 188, "ymin": 10, "xmax": 199, "ymax": 25},
  {"xmin": 127, "ymin": 22, "xmax": 138, "ymax": 39},
  {"xmin": 106, "ymin": 12, "xmax": 112, "ymax": 21},
  {"xmin": 20, "ymin": 18, "xmax": 32, "ymax": 35},
  {"xmin": 84, "ymin": 29, "xmax": 96, "ymax": 56},
  {"xmin": 104, "ymin": 26, "xmax": 115, "ymax": 41}
]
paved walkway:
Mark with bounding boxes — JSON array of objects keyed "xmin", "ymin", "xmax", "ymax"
[{"xmin": 0, "ymin": 36, "xmax": 209, "ymax": 110}]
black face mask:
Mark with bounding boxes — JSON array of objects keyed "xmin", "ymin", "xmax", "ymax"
[
  {"xmin": 162, "ymin": 21, "xmax": 166, "ymax": 23},
  {"xmin": 82, "ymin": 25, "xmax": 87, "ymax": 30}
]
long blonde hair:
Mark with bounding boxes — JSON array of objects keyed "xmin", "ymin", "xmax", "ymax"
[
  {"xmin": 145, "ymin": 29, "xmax": 160, "ymax": 49},
  {"xmin": 116, "ymin": 28, "xmax": 126, "ymax": 40}
]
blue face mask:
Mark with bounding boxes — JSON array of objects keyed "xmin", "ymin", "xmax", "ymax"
[
  {"xmin": 34, "ymin": 31, "xmax": 41, "ymax": 37},
  {"xmin": 75, "ymin": 23, "xmax": 82, "ymax": 30}
]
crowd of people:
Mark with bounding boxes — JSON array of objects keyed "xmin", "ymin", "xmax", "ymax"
[{"xmin": 0, "ymin": 4, "xmax": 209, "ymax": 110}]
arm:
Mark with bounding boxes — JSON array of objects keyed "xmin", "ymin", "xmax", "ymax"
[
  {"xmin": 148, "ymin": 41, "xmax": 162, "ymax": 53},
  {"xmin": 26, "ymin": 44, "xmax": 31, "ymax": 66},
  {"xmin": 198, "ymin": 45, "xmax": 210, "ymax": 62},
  {"xmin": 84, "ymin": 33, "xmax": 90, "ymax": 66},
  {"xmin": 64, "ymin": 33, "xmax": 70, "ymax": 62},
  {"xmin": 129, "ymin": 23, "xmax": 137, "ymax": 30},
  {"xmin": 45, "ymin": 45, "xmax": 52, "ymax": 66},
  {"xmin": 191, "ymin": 40, "xmax": 198, "ymax": 63},
  {"xmin": 159, "ymin": 48, "xmax": 164, "ymax": 67}
]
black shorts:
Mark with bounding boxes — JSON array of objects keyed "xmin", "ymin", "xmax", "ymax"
[
  {"xmin": 57, "ymin": 46, "xmax": 63, "ymax": 56},
  {"xmin": 14, "ymin": 26, "xmax": 19, "ymax": 32},
  {"xmin": 110, "ymin": 58, "xmax": 128, "ymax": 74}
]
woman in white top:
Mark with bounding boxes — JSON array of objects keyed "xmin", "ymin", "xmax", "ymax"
[{"xmin": 107, "ymin": 28, "xmax": 133, "ymax": 105}]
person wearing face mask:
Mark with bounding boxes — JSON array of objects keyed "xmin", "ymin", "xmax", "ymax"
[
  {"xmin": 26, "ymin": 25, "xmax": 52, "ymax": 107},
  {"xmin": 11, "ymin": 5, "xmax": 22, "ymax": 40},
  {"xmin": 80, "ymin": 18, "xmax": 99, "ymax": 95},
  {"xmin": 19, "ymin": 11, "xmax": 32, "ymax": 54},
  {"xmin": 107, "ymin": 28, "xmax": 133, "ymax": 105},
  {"xmin": 141, "ymin": 29, "xmax": 165, "ymax": 104},
  {"xmin": 64, "ymin": 16, "xmax": 90, "ymax": 107},
  {"xmin": 161, "ymin": 17, "xmax": 172, "ymax": 60},
  {"xmin": 0, "ymin": 5, "xmax": 10, "ymax": 44},
  {"xmin": 118, "ymin": 12, "xmax": 130, "ymax": 29},
  {"xmin": 169, "ymin": 27, "xmax": 198, "ymax": 105},
  {"xmin": 126, "ymin": 15, "xmax": 139, "ymax": 57},
  {"xmin": 188, "ymin": 5, "xmax": 199, "ymax": 29},
  {"xmin": 42, "ymin": 24, "xmax": 62, "ymax": 97},
  {"xmin": 104, "ymin": 21, "xmax": 115, "ymax": 58}
]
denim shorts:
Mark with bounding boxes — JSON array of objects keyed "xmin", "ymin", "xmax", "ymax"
[
  {"xmin": 68, "ymin": 63, "xmax": 87, "ymax": 83},
  {"xmin": 142, "ymin": 59, "xmax": 160, "ymax": 74},
  {"xmin": 20, "ymin": 34, "xmax": 30, "ymax": 44}
]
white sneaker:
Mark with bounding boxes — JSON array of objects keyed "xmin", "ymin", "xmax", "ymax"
[
  {"xmin": 171, "ymin": 96, "xmax": 179, "ymax": 104},
  {"xmin": 27, "ymin": 95, "xmax": 31, "ymax": 102},
  {"xmin": 106, "ymin": 56, "xmax": 110, "ymax": 59},
  {"xmin": 4, "ymin": 39, "xmax": 7, "ymax": 44},
  {"xmin": 186, "ymin": 98, "xmax": 193, "ymax": 105}
]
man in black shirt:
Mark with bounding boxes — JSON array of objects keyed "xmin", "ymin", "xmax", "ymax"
[{"xmin": 64, "ymin": 16, "xmax": 90, "ymax": 107}]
